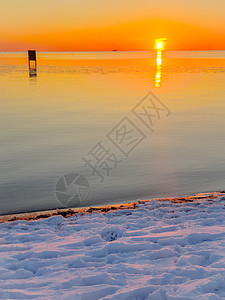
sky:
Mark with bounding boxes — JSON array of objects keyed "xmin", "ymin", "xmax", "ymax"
[{"xmin": 1, "ymin": 0, "xmax": 225, "ymax": 51}]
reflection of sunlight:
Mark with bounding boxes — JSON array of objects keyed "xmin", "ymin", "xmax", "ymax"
[
  {"xmin": 154, "ymin": 38, "xmax": 166, "ymax": 88},
  {"xmin": 155, "ymin": 51, "xmax": 162, "ymax": 88},
  {"xmin": 156, "ymin": 51, "xmax": 162, "ymax": 66},
  {"xmin": 155, "ymin": 66, "xmax": 161, "ymax": 88},
  {"xmin": 156, "ymin": 57, "xmax": 162, "ymax": 65}
]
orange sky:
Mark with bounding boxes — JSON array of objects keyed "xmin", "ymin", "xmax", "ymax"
[{"xmin": 1, "ymin": 0, "xmax": 225, "ymax": 51}]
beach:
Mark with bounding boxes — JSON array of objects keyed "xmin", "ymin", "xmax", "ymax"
[{"xmin": 1, "ymin": 192, "xmax": 225, "ymax": 299}]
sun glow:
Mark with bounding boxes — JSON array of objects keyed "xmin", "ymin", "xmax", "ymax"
[
  {"xmin": 156, "ymin": 42, "xmax": 163, "ymax": 50},
  {"xmin": 154, "ymin": 38, "xmax": 167, "ymax": 51}
]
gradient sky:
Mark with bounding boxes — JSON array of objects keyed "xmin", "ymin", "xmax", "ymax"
[{"xmin": 1, "ymin": 0, "xmax": 225, "ymax": 51}]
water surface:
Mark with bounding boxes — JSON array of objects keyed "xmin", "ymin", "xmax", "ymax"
[{"xmin": 0, "ymin": 51, "xmax": 225, "ymax": 215}]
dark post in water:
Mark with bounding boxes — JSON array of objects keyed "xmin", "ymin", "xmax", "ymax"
[{"xmin": 28, "ymin": 50, "xmax": 37, "ymax": 77}]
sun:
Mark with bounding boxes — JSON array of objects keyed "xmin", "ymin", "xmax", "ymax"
[
  {"xmin": 154, "ymin": 38, "xmax": 167, "ymax": 50},
  {"xmin": 156, "ymin": 41, "xmax": 163, "ymax": 50}
]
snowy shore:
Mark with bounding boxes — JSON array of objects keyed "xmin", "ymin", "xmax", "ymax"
[{"xmin": 1, "ymin": 192, "xmax": 225, "ymax": 299}]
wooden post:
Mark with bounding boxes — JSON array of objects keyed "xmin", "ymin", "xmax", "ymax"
[{"xmin": 28, "ymin": 50, "xmax": 37, "ymax": 77}]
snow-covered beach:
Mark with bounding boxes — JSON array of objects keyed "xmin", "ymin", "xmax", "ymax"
[{"xmin": 1, "ymin": 192, "xmax": 225, "ymax": 299}]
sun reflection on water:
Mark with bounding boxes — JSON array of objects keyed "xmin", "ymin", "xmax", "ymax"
[{"xmin": 155, "ymin": 51, "xmax": 162, "ymax": 88}]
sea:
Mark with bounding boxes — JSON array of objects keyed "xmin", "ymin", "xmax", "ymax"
[{"xmin": 0, "ymin": 51, "xmax": 225, "ymax": 215}]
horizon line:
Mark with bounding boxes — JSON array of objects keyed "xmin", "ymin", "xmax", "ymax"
[{"xmin": 1, "ymin": 49, "xmax": 225, "ymax": 52}]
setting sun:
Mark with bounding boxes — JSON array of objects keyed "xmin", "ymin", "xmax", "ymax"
[
  {"xmin": 1, "ymin": 0, "xmax": 225, "ymax": 51},
  {"xmin": 156, "ymin": 42, "xmax": 163, "ymax": 50},
  {"xmin": 154, "ymin": 38, "xmax": 167, "ymax": 51}
]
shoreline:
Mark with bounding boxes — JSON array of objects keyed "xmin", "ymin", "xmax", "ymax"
[{"xmin": 1, "ymin": 191, "xmax": 224, "ymax": 223}]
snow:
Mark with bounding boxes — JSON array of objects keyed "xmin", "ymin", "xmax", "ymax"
[{"xmin": 1, "ymin": 193, "xmax": 225, "ymax": 299}]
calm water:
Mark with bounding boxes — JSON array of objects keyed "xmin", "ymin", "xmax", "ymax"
[{"xmin": 0, "ymin": 51, "xmax": 225, "ymax": 215}]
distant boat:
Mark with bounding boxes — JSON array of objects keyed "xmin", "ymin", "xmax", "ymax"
[{"xmin": 112, "ymin": 50, "xmax": 118, "ymax": 51}]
